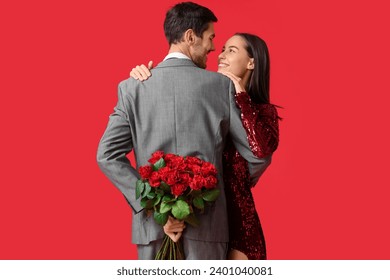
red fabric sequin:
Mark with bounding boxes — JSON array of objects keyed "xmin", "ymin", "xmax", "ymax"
[
  {"xmin": 234, "ymin": 91, "xmax": 279, "ymax": 159},
  {"xmin": 223, "ymin": 92, "xmax": 279, "ymax": 259}
]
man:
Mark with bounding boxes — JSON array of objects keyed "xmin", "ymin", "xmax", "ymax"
[{"xmin": 97, "ymin": 2, "xmax": 270, "ymax": 259}]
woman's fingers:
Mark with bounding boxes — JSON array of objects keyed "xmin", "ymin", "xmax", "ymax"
[
  {"xmin": 218, "ymin": 70, "xmax": 245, "ymax": 93},
  {"xmin": 129, "ymin": 67, "xmax": 140, "ymax": 79},
  {"xmin": 129, "ymin": 64, "xmax": 151, "ymax": 81},
  {"xmin": 135, "ymin": 65, "xmax": 150, "ymax": 80},
  {"xmin": 140, "ymin": 64, "xmax": 152, "ymax": 77},
  {"xmin": 129, "ymin": 66, "xmax": 144, "ymax": 80},
  {"xmin": 129, "ymin": 61, "xmax": 153, "ymax": 81},
  {"xmin": 218, "ymin": 69, "xmax": 240, "ymax": 81}
]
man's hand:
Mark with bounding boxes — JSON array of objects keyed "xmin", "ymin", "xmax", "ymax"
[{"xmin": 163, "ymin": 216, "xmax": 186, "ymax": 243}]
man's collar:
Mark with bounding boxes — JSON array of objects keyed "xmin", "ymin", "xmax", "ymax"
[{"xmin": 163, "ymin": 52, "xmax": 191, "ymax": 61}]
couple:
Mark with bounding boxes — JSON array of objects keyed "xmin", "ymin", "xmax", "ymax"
[{"xmin": 97, "ymin": 2, "xmax": 279, "ymax": 260}]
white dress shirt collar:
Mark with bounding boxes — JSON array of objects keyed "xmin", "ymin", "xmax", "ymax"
[{"xmin": 163, "ymin": 52, "xmax": 191, "ymax": 61}]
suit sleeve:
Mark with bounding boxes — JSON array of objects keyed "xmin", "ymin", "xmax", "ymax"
[
  {"xmin": 96, "ymin": 82, "xmax": 143, "ymax": 213},
  {"xmin": 227, "ymin": 82, "xmax": 272, "ymax": 187}
]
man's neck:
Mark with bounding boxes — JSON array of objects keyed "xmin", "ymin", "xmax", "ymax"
[{"xmin": 168, "ymin": 44, "xmax": 191, "ymax": 58}]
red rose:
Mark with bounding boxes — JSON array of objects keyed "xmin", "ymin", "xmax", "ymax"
[
  {"xmin": 148, "ymin": 150, "xmax": 165, "ymax": 164},
  {"xmin": 149, "ymin": 171, "xmax": 161, "ymax": 187},
  {"xmin": 139, "ymin": 165, "xmax": 153, "ymax": 179},
  {"xmin": 200, "ymin": 162, "xmax": 217, "ymax": 176},
  {"xmin": 179, "ymin": 172, "xmax": 191, "ymax": 185},
  {"xmin": 189, "ymin": 174, "xmax": 205, "ymax": 190},
  {"xmin": 157, "ymin": 166, "xmax": 171, "ymax": 182},
  {"xmin": 164, "ymin": 153, "xmax": 178, "ymax": 165},
  {"xmin": 188, "ymin": 164, "xmax": 201, "ymax": 174},
  {"xmin": 168, "ymin": 156, "xmax": 186, "ymax": 170},
  {"xmin": 166, "ymin": 170, "xmax": 179, "ymax": 185},
  {"xmin": 204, "ymin": 175, "xmax": 217, "ymax": 189},
  {"xmin": 185, "ymin": 156, "xmax": 202, "ymax": 165},
  {"xmin": 171, "ymin": 183, "xmax": 187, "ymax": 197}
]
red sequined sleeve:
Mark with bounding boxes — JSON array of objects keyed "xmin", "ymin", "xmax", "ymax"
[{"xmin": 235, "ymin": 91, "xmax": 279, "ymax": 158}]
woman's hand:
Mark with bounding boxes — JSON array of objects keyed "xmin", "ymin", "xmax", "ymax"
[
  {"xmin": 129, "ymin": 60, "xmax": 153, "ymax": 81},
  {"xmin": 218, "ymin": 69, "xmax": 246, "ymax": 93},
  {"xmin": 163, "ymin": 216, "xmax": 186, "ymax": 243}
]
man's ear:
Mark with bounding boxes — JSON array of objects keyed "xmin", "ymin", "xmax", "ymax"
[
  {"xmin": 247, "ymin": 58, "xmax": 255, "ymax": 70},
  {"xmin": 184, "ymin": 29, "xmax": 196, "ymax": 45}
]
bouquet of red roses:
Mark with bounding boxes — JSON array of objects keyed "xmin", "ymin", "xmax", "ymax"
[{"xmin": 136, "ymin": 151, "xmax": 220, "ymax": 260}]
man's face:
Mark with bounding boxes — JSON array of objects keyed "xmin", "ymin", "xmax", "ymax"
[{"xmin": 190, "ymin": 23, "xmax": 215, "ymax": 69}]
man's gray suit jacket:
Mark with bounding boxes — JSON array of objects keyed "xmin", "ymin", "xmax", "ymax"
[{"xmin": 97, "ymin": 58, "xmax": 270, "ymax": 245}]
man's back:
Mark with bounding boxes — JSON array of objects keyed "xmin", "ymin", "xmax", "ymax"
[
  {"xmin": 126, "ymin": 59, "xmax": 231, "ymax": 170},
  {"xmin": 112, "ymin": 58, "xmax": 233, "ymax": 244},
  {"xmin": 97, "ymin": 57, "xmax": 269, "ymax": 249}
]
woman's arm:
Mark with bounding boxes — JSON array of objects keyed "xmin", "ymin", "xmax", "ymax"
[
  {"xmin": 235, "ymin": 91, "xmax": 279, "ymax": 158},
  {"xmin": 218, "ymin": 69, "xmax": 279, "ymax": 158}
]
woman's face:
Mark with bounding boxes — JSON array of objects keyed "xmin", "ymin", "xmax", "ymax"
[{"xmin": 218, "ymin": 35, "xmax": 253, "ymax": 79}]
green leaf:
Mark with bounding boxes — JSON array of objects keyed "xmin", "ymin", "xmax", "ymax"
[
  {"xmin": 136, "ymin": 180, "xmax": 145, "ymax": 200},
  {"xmin": 146, "ymin": 191, "xmax": 156, "ymax": 199},
  {"xmin": 142, "ymin": 182, "xmax": 152, "ymax": 198},
  {"xmin": 153, "ymin": 211, "xmax": 169, "ymax": 226},
  {"xmin": 140, "ymin": 197, "xmax": 155, "ymax": 209},
  {"xmin": 160, "ymin": 181, "xmax": 171, "ymax": 193},
  {"xmin": 202, "ymin": 189, "xmax": 220, "ymax": 202},
  {"xmin": 155, "ymin": 188, "xmax": 165, "ymax": 197},
  {"xmin": 160, "ymin": 201, "xmax": 173, "ymax": 213},
  {"xmin": 171, "ymin": 200, "xmax": 190, "ymax": 220},
  {"xmin": 193, "ymin": 196, "xmax": 205, "ymax": 210},
  {"xmin": 153, "ymin": 195, "xmax": 162, "ymax": 206},
  {"xmin": 184, "ymin": 213, "xmax": 200, "ymax": 227},
  {"xmin": 162, "ymin": 194, "xmax": 174, "ymax": 202},
  {"xmin": 153, "ymin": 158, "xmax": 166, "ymax": 171}
]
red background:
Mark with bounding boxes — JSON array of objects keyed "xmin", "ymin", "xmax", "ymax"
[{"xmin": 1, "ymin": 0, "xmax": 389, "ymax": 259}]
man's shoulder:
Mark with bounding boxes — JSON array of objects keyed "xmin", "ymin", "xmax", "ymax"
[
  {"xmin": 202, "ymin": 69, "xmax": 229, "ymax": 80},
  {"xmin": 179, "ymin": 66, "xmax": 231, "ymax": 83},
  {"xmin": 155, "ymin": 59, "xmax": 230, "ymax": 81},
  {"xmin": 116, "ymin": 77, "xmax": 145, "ymax": 101},
  {"xmin": 118, "ymin": 76, "xmax": 140, "ymax": 91},
  {"xmin": 200, "ymin": 69, "xmax": 234, "ymax": 89}
]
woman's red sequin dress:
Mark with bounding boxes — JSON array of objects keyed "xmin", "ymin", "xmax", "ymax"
[{"xmin": 223, "ymin": 92, "xmax": 279, "ymax": 259}]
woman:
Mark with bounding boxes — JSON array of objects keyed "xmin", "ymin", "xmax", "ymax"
[{"xmin": 130, "ymin": 33, "xmax": 279, "ymax": 260}]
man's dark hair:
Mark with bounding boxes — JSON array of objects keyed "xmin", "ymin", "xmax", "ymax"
[{"xmin": 164, "ymin": 2, "xmax": 218, "ymax": 45}]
